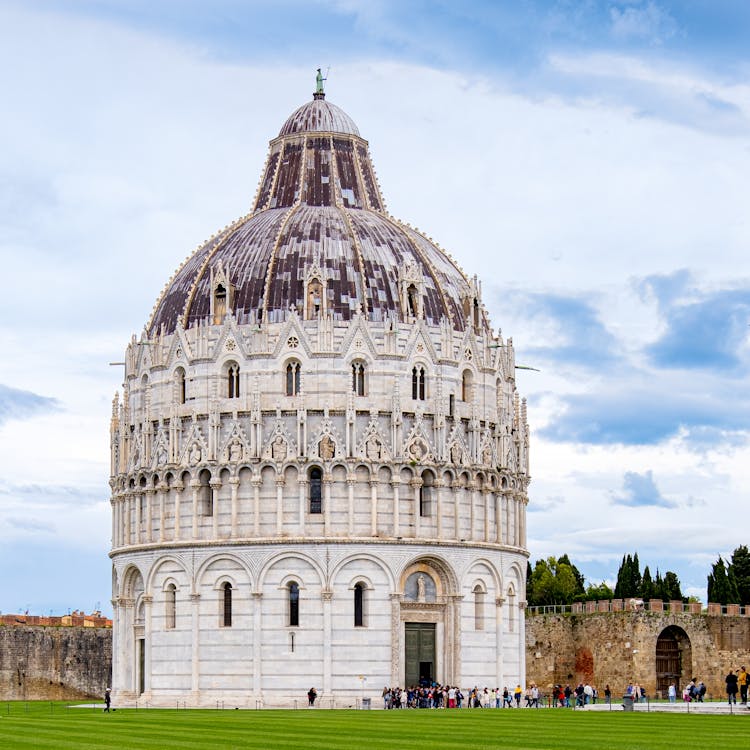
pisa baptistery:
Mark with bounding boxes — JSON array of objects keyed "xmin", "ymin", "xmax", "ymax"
[{"xmin": 109, "ymin": 82, "xmax": 530, "ymax": 707}]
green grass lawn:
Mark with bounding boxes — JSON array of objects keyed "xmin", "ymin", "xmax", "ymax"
[{"xmin": 0, "ymin": 703, "xmax": 747, "ymax": 750}]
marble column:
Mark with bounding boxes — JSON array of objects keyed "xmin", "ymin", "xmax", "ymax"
[
  {"xmin": 322, "ymin": 590, "xmax": 332, "ymax": 696},
  {"xmin": 323, "ymin": 474, "xmax": 332, "ymax": 536},
  {"xmin": 211, "ymin": 479, "xmax": 222, "ymax": 539},
  {"xmin": 157, "ymin": 483, "xmax": 166, "ymax": 543},
  {"xmin": 275, "ymin": 476, "xmax": 285, "ymax": 535},
  {"xmin": 495, "ymin": 596, "xmax": 505, "ymax": 687},
  {"xmin": 229, "ymin": 477, "xmax": 239, "ymax": 537},
  {"xmin": 252, "ymin": 592, "xmax": 263, "ymax": 700},
  {"xmin": 190, "ymin": 592, "xmax": 201, "ymax": 702},
  {"xmin": 145, "ymin": 488, "xmax": 155, "ymax": 542},
  {"xmin": 252, "ymin": 476, "xmax": 261, "ymax": 536},
  {"xmin": 173, "ymin": 482, "xmax": 183, "ymax": 541},
  {"xmin": 435, "ymin": 480, "xmax": 444, "ymax": 540},
  {"xmin": 370, "ymin": 479, "xmax": 378, "ymax": 536},
  {"xmin": 191, "ymin": 482, "xmax": 200, "ymax": 540},
  {"xmin": 347, "ymin": 477, "xmax": 356, "ymax": 535},
  {"xmin": 142, "ymin": 594, "xmax": 153, "ymax": 697},
  {"xmin": 298, "ymin": 478, "xmax": 308, "ymax": 535},
  {"xmin": 391, "ymin": 479, "xmax": 400, "ymax": 538}
]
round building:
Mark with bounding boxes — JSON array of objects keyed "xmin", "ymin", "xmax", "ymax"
[{"xmin": 109, "ymin": 84, "xmax": 530, "ymax": 707}]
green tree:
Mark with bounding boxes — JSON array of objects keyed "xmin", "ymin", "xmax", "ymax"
[
  {"xmin": 708, "ymin": 556, "xmax": 738, "ymax": 604},
  {"xmin": 584, "ymin": 581, "xmax": 614, "ymax": 601},
  {"xmin": 615, "ymin": 553, "xmax": 642, "ymax": 598},
  {"xmin": 640, "ymin": 566, "xmax": 654, "ymax": 600},
  {"xmin": 730, "ymin": 546, "xmax": 750, "ymax": 605},
  {"xmin": 526, "ymin": 561, "xmax": 534, "ymax": 604},
  {"xmin": 661, "ymin": 571, "xmax": 683, "ymax": 601},
  {"xmin": 631, "ymin": 552, "xmax": 642, "ymax": 596},
  {"xmin": 614, "ymin": 555, "xmax": 629, "ymax": 598},
  {"xmin": 557, "ymin": 554, "xmax": 586, "ymax": 598},
  {"xmin": 529, "ymin": 557, "xmax": 581, "ymax": 605}
]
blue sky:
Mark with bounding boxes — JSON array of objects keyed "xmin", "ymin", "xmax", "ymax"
[{"xmin": 1, "ymin": 0, "xmax": 749, "ymax": 614}]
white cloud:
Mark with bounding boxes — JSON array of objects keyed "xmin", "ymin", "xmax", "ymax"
[
  {"xmin": 610, "ymin": 2, "xmax": 679, "ymax": 44},
  {"xmin": 1, "ymin": 3, "xmax": 748, "ymax": 613}
]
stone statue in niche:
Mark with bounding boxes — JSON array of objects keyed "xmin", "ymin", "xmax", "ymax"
[
  {"xmin": 365, "ymin": 435, "xmax": 382, "ymax": 460},
  {"xmin": 156, "ymin": 445, "xmax": 168, "ymax": 466},
  {"xmin": 319, "ymin": 435, "xmax": 335, "ymax": 460},
  {"xmin": 229, "ymin": 440, "xmax": 243, "ymax": 463},
  {"xmin": 450, "ymin": 443, "xmax": 462, "ymax": 465},
  {"xmin": 271, "ymin": 435, "xmax": 287, "ymax": 462},
  {"xmin": 189, "ymin": 443, "xmax": 202, "ymax": 466},
  {"xmin": 408, "ymin": 439, "xmax": 426, "ymax": 462},
  {"xmin": 482, "ymin": 444, "xmax": 492, "ymax": 465},
  {"xmin": 417, "ymin": 574, "xmax": 426, "ymax": 603}
]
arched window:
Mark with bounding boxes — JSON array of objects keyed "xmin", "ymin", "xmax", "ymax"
[
  {"xmin": 222, "ymin": 582, "xmax": 232, "ymax": 627},
  {"xmin": 288, "ymin": 582, "xmax": 300, "ymax": 627},
  {"xmin": 214, "ymin": 283, "xmax": 227, "ymax": 325},
  {"xmin": 449, "ymin": 393, "xmax": 455, "ymax": 417},
  {"xmin": 309, "ymin": 467, "xmax": 322, "ymax": 514},
  {"xmin": 286, "ymin": 361, "xmax": 301, "ymax": 396},
  {"xmin": 199, "ymin": 469, "xmax": 213, "ymax": 517},
  {"xmin": 354, "ymin": 583, "xmax": 365, "ymax": 627},
  {"xmin": 307, "ymin": 278, "xmax": 323, "ymax": 318},
  {"xmin": 227, "ymin": 363, "xmax": 240, "ymax": 398},
  {"xmin": 419, "ymin": 471, "xmax": 433, "ymax": 517},
  {"xmin": 407, "ymin": 284, "xmax": 419, "ymax": 318},
  {"xmin": 462, "ymin": 370, "xmax": 473, "ymax": 402},
  {"xmin": 175, "ymin": 368, "xmax": 186, "ymax": 404},
  {"xmin": 473, "ymin": 584, "xmax": 485, "ymax": 630},
  {"xmin": 412, "ymin": 366, "xmax": 426, "ymax": 400},
  {"xmin": 352, "ymin": 361, "xmax": 366, "ymax": 396},
  {"xmin": 166, "ymin": 583, "xmax": 176, "ymax": 629}
]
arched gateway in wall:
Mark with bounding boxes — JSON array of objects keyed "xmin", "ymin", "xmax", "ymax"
[
  {"xmin": 109, "ymin": 81, "xmax": 531, "ymax": 707},
  {"xmin": 656, "ymin": 626, "xmax": 692, "ymax": 695}
]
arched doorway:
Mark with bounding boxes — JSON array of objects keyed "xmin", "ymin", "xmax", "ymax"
[
  {"xmin": 397, "ymin": 557, "xmax": 459, "ymax": 687},
  {"xmin": 656, "ymin": 626, "xmax": 692, "ymax": 696}
]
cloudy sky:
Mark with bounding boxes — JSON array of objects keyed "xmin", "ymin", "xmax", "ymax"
[{"xmin": 1, "ymin": 0, "xmax": 749, "ymax": 615}]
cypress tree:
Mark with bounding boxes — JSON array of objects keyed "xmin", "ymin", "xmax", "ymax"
[
  {"xmin": 662, "ymin": 571, "xmax": 683, "ymax": 601},
  {"xmin": 631, "ymin": 552, "xmax": 642, "ymax": 597},
  {"xmin": 730, "ymin": 546, "xmax": 750, "ymax": 604},
  {"xmin": 641, "ymin": 566, "xmax": 654, "ymax": 601},
  {"xmin": 708, "ymin": 557, "xmax": 731, "ymax": 604}
]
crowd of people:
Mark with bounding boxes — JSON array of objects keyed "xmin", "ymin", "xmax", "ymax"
[
  {"xmin": 305, "ymin": 668, "xmax": 750, "ymax": 709},
  {"xmin": 378, "ymin": 681, "xmax": 551, "ymax": 709}
]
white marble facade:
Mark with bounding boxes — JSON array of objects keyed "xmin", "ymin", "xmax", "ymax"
[{"xmin": 109, "ymin": 89, "xmax": 530, "ymax": 707}]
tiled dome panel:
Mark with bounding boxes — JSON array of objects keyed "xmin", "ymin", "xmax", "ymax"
[
  {"xmin": 148, "ymin": 233, "xmax": 226, "ymax": 336},
  {"xmin": 265, "ymin": 206, "xmax": 362, "ymax": 321},
  {"xmin": 279, "ymin": 99, "xmax": 360, "ymax": 137}
]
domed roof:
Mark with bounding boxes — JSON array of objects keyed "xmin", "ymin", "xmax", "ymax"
[
  {"xmin": 279, "ymin": 94, "xmax": 360, "ymax": 137},
  {"xmin": 147, "ymin": 91, "xmax": 481, "ymax": 337}
]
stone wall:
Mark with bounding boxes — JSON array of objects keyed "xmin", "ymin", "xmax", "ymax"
[
  {"xmin": 526, "ymin": 611, "xmax": 750, "ymax": 699},
  {"xmin": 0, "ymin": 626, "xmax": 112, "ymax": 700}
]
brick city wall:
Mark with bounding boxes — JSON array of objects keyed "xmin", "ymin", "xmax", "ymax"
[
  {"xmin": 0, "ymin": 626, "xmax": 112, "ymax": 700},
  {"xmin": 526, "ymin": 610, "xmax": 750, "ymax": 699}
]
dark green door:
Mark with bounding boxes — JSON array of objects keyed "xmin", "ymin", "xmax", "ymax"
[{"xmin": 405, "ymin": 623, "xmax": 436, "ymax": 686}]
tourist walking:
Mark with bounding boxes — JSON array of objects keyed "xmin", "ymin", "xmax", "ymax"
[
  {"xmin": 667, "ymin": 682, "xmax": 676, "ymax": 702},
  {"xmin": 104, "ymin": 688, "xmax": 111, "ymax": 713},
  {"xmin": 739, "ymin": 666, "xmax": 748, "ymax": 705},
  {"xmin": 307, "ymin": 687, "xmax": 317, "ymax": 707},
  {"xmin": 726, "ymin": 670, "xmax": 739, "ymax": 705}
]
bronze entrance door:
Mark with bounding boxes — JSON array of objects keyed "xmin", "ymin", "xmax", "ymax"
[
  {"xmin": 405, "ymin": 622, "xmax": 436, "ymax": 686},
  {"xmin": 656, "ymin": 633, "xmax": 680, "ymax": 695}
]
